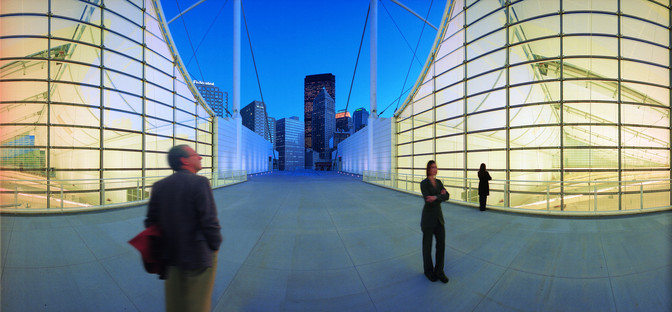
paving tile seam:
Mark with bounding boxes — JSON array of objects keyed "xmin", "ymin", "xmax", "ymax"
[
  {"xmin": 213, "ymin": 188, "xmax": 290, "ymax": 310},
  {"xmin": 2, "ymin": 250, "xmax": 137, "ymax": 269},
  {"xmin": 320, "ymin": 190, "xmax": 378, "ymax": 311}
]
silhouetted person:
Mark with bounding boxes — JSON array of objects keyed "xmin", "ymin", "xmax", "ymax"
[
  {"xmin": 145, "ymin": 145, "xmax": 222, "ymax": 312},
  {"xmin": 478, "ymin": 163, "xmax": 492, "ymax": 211},
  {"xmin": 420, "ymin": 160, "xmax": 450, "ymax": 283}
]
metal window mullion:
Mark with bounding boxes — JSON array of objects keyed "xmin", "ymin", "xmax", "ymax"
[
  {"xmin": 47, "ymin": 0, "xmax": 52, "ymax": 209},
  {"xmin": 559, "ymin": 1, "xmax": 565, "ymax": 211},
  {"xmin": 617, "ymin": 0, "xmax": 623, "ymax": 210},
  {"xmin": 505, "ymin": 0, "xmax": 510, "ymax": 208},
  {"xmin": 669, "ymin": 1, "xmax": 672, "ymax": 207},
  {"xmin": 141, "ymin": 2, "xmax": 147, "ymax": 198},
  {"xmin": 463, "ymin": 5, "xmax": 468, "ymax": 194},
  {"xmin": 99, "ymin": 3, "xmax": 105, "ymax": 206}
]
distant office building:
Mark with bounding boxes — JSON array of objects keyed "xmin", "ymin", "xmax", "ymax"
[
  {"xmin": 353, "ymin": 107, "xmax": 369, "ymax": 132},
  {"xmin": 267, "ymin": 116, "xmax": 276, "ymax": 150},
  {"xmin": 276, "ymin": 117, "xmax": 305, "ymax": 171},
  {"xmin": 333, "ymin": 131, "xmax": 350, "ymax": 149},
  {"xmin": 241, "ymin": 100, "xmax": 271, "ymax": 142},
  {"xmin": 335, "ymin": 110, "xmax": 352, "ymax": 133},
  {"xmin": 194, "ymin": 80, "xmax": 228, "ymax": 118},
  {"xmin": 304, "ymin": 73, "xmax": 335, "ymax": 149},
  {"xmin": 312, "ymin": 88, "xmax": 335, "ymax": 158}
]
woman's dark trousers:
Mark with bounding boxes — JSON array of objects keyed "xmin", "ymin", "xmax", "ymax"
[
  {"xmin": 479, "ymin": 195, "xmax": 487, "ymax": 211},
  {"xmin": 422, "ymin": 224, "xmax": 445, "ymax": 276}
]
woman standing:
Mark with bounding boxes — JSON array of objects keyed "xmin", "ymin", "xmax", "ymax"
[
  {"xmin": 420, "ymin": 160, "xmax": 450, "ymax": 283},
  {"xmin": 478, "ymin": 163, "xmax": 492, "ymax": 211}
]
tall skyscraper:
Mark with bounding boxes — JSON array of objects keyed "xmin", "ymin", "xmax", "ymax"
[
  {"xmin": 194, "ymin": 80, "xmax": 228, "ymax": 118},
  {"xmin": 312, "ymin": 88, "xmax": 335, "ymax": 158},
  {"xmin": 353, "ymin": 107, "xmax": 369, "ymax": 132},
  {"xmin": 267, "ymin": 116, "xmax": 276, "ymax": 150},
  {"xmin": 335, "ymin": 110, "xmax": 352, "ymax": 133},
  {"xmin": 241, "ymin": 100, "xmax": 271, "ymax": 142},
  {"xmin": 276, "ymin": 117, "xmax": 305, "ymax": 171},
  {"xmin": 304, "ymin": 73, "xmax": 335, "ymax": 149}
]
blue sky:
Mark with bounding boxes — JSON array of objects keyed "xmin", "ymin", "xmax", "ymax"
[{"xmin": 159, "ymin": 0, "xmax": 446, "ymax": 120}]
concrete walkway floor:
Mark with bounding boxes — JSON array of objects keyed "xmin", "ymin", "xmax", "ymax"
[{"xmin": 1, "ymin": 171, "xmax": 671, "ymax": 311}]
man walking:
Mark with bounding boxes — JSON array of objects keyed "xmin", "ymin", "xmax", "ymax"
[{"xmin": 145, "ymin": 145, "xmax": 222, "ymax": 312}]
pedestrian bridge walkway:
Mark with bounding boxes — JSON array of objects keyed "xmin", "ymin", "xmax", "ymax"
[{"xmin": 1, "ymin": 171, "xmax": 670, "ymax": 311}]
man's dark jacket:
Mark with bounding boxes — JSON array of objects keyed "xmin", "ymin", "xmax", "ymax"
[{"xmin": 145, "ymin": 170, "xmax": 222, "ymax": 270}]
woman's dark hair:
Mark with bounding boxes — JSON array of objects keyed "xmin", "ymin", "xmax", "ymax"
[
  {"xmin": 167, "ymin": 145, "xmax": 190, "ymax": 171},
  {"xmin": 426, "ymin": 160, "xmax": 436, "ymax": 177},
  {"xmin": 479, "ymin": 163, "xmax": 486, "ymax": 173}
]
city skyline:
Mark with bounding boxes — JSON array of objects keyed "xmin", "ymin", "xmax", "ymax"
[{"xmin": 159, "ymin": 0, "xmax": 444, "ymax": 121}]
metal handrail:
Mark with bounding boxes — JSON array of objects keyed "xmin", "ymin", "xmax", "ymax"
[
  {"xmin": 0, "ymin": 170, "xmax": 247, "ymax": 213},
  {"xmin": 362, "ymin": 170, "xmax": 671, "ymax": 215}
]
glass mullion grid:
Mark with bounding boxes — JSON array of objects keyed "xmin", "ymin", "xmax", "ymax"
[
  {"xmin": 558, "ymin": 0, "xmax": 564, "ymax": 210},
  {"xmin": 617, "ymin": 0, "xmax": 623, "ymax": 210},
  {"xmin": 99, "ymin": 1, "xmax": 105, "ymax": 207},
  {"xmin": 462, "ymin": 2, "xmax": 468, "ymax": 192},
  {"xmin": 141, "ymin": 0, "xmax": 147, "ymax": 199},
  {"xmin": 47, "ymin": 0, "xmax": 53, "ymax": 208},
  {"xmin": 505, "ymin": 0, "xmax": 510, "ymax": 207}
]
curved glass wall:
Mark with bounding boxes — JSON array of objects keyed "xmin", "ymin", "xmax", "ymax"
[
  {"xmin": 396, "ymin": 0, "xmax": 671, "ymax": 212},
  {"xmin": 0, "ymin": 0, "xmax": 215, "ymax": 209}
]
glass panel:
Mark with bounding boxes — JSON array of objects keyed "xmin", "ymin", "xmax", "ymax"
[
  {"xmin": 104, "ymin": 30, "xmax": 142, "ymax": 59},
  {"xmin": 621, "ymin": 104, "xmax": 669, "ymax": 128},
  {"xmin": 622, "ymin": 60, "xmax": 669, "ymax": 87},
  {"xmin": 510, "ymin": 148, "xmax": 560, "ymax": 170},
  {"xmin": 435, "ymin": 48, "xmax": 463, "ymax": 77},
  {"xmin": 436, "ymin": 99, "xmax": 464, "ymax": 120},
  {"xmin": 51, "ymin": 104, "xmax": 101, "ymax": 127},
  {"xmin": 105, "ymin": 50, "xmax": 142, "ymax": 78},
  {"xmin": 104, "ymin": 70, "xmax": 142, "ymax": 95},
  {"xmin": 467, "ymin": 70, "xmax": 505, "ymax": 96},
  {"xmin": 564, "ymin": 102, "xmax": 618, "ymax": 124},
  {"xmin": 466, "ymin": 31, "xmax": 505, "ymax": 61},
  {"xmin": 563, "ymin": 36, "xmax": 617, "ymax": 58},
  {"xmin": 104, "ymin": 130, "xmax": 141, "ymax": 149},
  {"xmin": 175, "ymin": 124, "xmax": 195, "ymax": 141},
  {"xmin": 466, "ymin": 0, "xmax": 503, "ymax": 25},
  {"xmin": 563, "ymin": 13, "xmax": 617, "ymax": 35},
  {"xmin": 510, "ymin": 126, "xmax": 561, "ymax": 147},
  {"xmin": 51, "ymin": 126, "xmax": 100, "ymax": 148},
  {"xmin": 0, "ymin": 81, "xmax": 47, "ymax": 101},
  {"xmin": 0, "ymin": 0, "xmax": 48, "ymax": 13},
  {"xmin": 50, "ymin": 148, "xmax": 100, "ymax": 169},
  {"xmin": 51, "ymin": 39, "xmax": 101, "ymax": 66},
  {"xmin": 564, "ymin": 125, "xmax": 619, "ymax": 147},
  {"xmin": 436, "ymin": 117, "xmax": 464, "ymax": 137},
  {"xmin": 467, "ymin": 130, "xmax": 506, "ymax": 149},
  {"xmin": 104, "ymin": 109, "xmax": 142, "ymax": 131},
  {"xmin": 176, "ymin": 95, "xmax": 196, "ymax": 115},
  {"xmin": 563, "ymin": 80, "xmax": 619, "ymax": 102},
  {"xmin": 466, "ymin": 9, "xmax": 506, "ymax": 42},
  {"xmin": 467, "ymin": 49, "xmax": 505, "ymax": 77},
  {"xmin": 563, "ymin": 0, "xmax": 617, "ymax": 12},
  {"xmin": 0, "ymin": 37, "xmax": 48, "ymax": 59},
  {"xmin": 103, "ymin": 11, "xmax": 142, "ymax": 43},
  {"xmin": 413, "ymin": 139, "xmax": 434, "ymax": 156},
  {"xmin": 146, "ymin": 116, "xmax": 173, "ymax": 136},
  {"xmin": 621, "ymin": 38, "xmax": 670, "ymax": 67},
  {"xmin": 1, "ymin": 103, "xmax": 47, "ymax": 124},
  {"xmin": 175, "ymin": 109, "xmax": 195, "ymax": 128},
  {"xmin": 397, "ymin": 142, "xmax": 412, "ymax": 156},
  {"xmin": 621, "ymin": 82, "xmax": 669, "ymax": 106},
  {"xmin": 510, "ymin": 1, "xmax": 559, "ymax": 21},
  {"xmin": 563, "ymin": 58, "xmax": 618, "ymax": 80},
  {"xmin": 509, "ymin": 62, "xmax": 558, "ymax": 85},
  {"xmin": 563, "ymin": 148, "xmax": 619, "ymax": 169},
  {"xmin": 145, "ymin": 12, "xmax": 163, "ymax": 38},
  {"xmin": 622, "ymin": 127, "xmax": 669, "ymax": 148},
  {"xmin": 105, "ymin": 0, "xmax": 143, "ymax": 25},
  {"xmin": 146, "ymin": 82, "xmax": 173, "ymax": 104},
  {"xmin": 52, "ymin": 62, "xmax": 100, "ymax": 85},
  {"xmin": 466, "ymin": 109, "xmax": 506, "ymax": 132},
  {"xmin": 413, "ymin": 123, "xmax": 434, "ymax": 141},
  {"xmin": 509, "ymin": 38, "xmax": 560, "ymax": 65},
  {"xmin": 103, "ymin": 89, "xmax": 142, "ymax": 113},
  {"xmin": 103, "ymin": 150, "xmax": 142, "ymax": 169},
  {"xmin": 467, "ymin": 150, "xmax": 506, "ymax": 170},
  {"xmin": 436, "ymin": 135, "xmax": 463, "ymax": 153},
  {"xmin": 146, "ymin": 32, "xmax": 171, "ymax": 60},
  {"xmin": 436, "ymin": 83, "xmax": 464, "ymax": 105},
  {"xmin": 0, "ymin": 59, "xmax": 47, "ymax": 80},
  {"xmin": 466, "ymin": 89, "xmax": 505, "ymax": 113},
  {"xmin": 0, "ymin": 16, "xmax": 47, "ymax": 36},
  {"xmin": 622, "ymin": 0, "xmax": 669, "ymax": 26},
  {"xmin": 621, "ymin": 16, "xmax": 668, "ymax": 46},
  {"xmin": 509, "ymin": 82, "xmax": 561, "ymax": 105}
]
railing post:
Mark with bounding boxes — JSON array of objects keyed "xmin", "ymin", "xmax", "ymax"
[
  {"xmin": 640, "ymin": 183, "xmax": 643, "ymax": 211},
  {"xmin": 60, "ymin": 184, "xmax": 64, "ymax": 209},
  {"xmin": 15, "ymin": 186, "xmax": 18, "ymax": 208},
  {"xmin": 136, "ymin": 179, "xmax": 140, "ymax": 201},
  {"xmin": 546, "ymin": 184, "xmax": 550, "ymax": 211},
  {"xmin": 594, "ymin": 185, "xmax": 597, "ymax": 212}
]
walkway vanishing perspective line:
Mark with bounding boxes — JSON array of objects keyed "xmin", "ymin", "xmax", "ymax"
[{"xmin": 1, "ymin": 171, "xmax": 670, "ymax": 311}]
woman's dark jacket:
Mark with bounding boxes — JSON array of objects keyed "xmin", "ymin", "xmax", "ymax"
[
  {"xmin": 420, "ymin": 178, "xmax": 450, "ymax": 229},
  {"xmin": 478, "ymin": 171, "xmax": 492, "ymax": 196}
]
